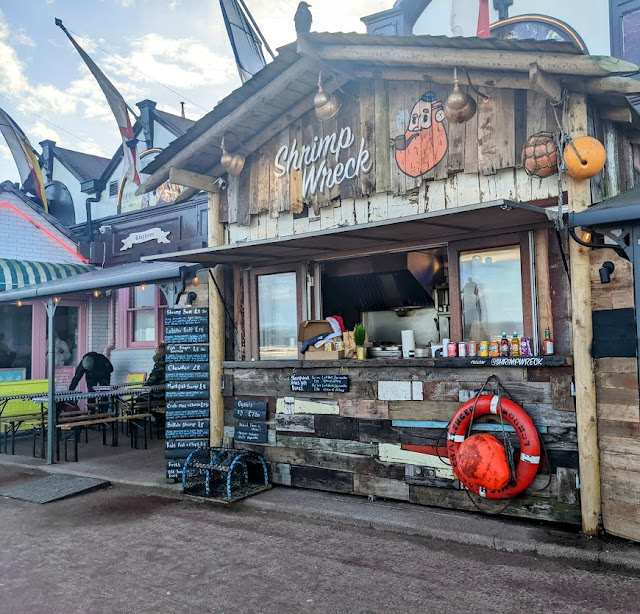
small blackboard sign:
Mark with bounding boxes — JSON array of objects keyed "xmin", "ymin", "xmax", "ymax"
[
  {"xmin": 166, "ymin": 308, "xmax": 208, "ymax": 317},
  {"xmin": 165, "ymin": 438, "xmax": 208, "ymax": 451},
  {"xmin": 167, "ymin": 362, "xmax": 209, "ymax": 373},
  {"xmin": 166, "ymin": 428, "xmax": 210, "ymax": 439},
  {"xmin": 167, "ymin": 371, "xmax": 210, "ymax": 381},
  {"xmin": 290, "ymin": 374, "xmax": 349, "ymax": 393},
  {"xmin": 166, "ymin": 345, "xmax": 209, "ymax": 362},
  {"xmin": 166, "ymin": 468, "xmax": 184, "ymax": 480},
  {"xmin": 234, "ymin": 429, "xmax": 268, "ymax": 444},
  {"xmin": 167, "ymin": 381, "xmax": 209, "ymax": 392},
  {"xmin": 165, "ymin": 333, "xmax": 209, "ymax": 344},
  {"xmin": 166, "ymin": 419, "xmax": 209, "ymax": 430},
  {"xmin": 166, "ymin": 400, "xmax": 209, "ymax": 411},
  {"xmin": 233, "ymin": 399, "xmax": 267, "ymax": 420},
  {"xmin": 166, "ymin": 460, "xmax": 185, "ymax": 470},
  {"xmin": 235, "ymin": 421, "xmax": 268, "ymax": 435},
  {"xmin": 166, "ymin": 324, "xmax": 208, "ymax": 336},
  {"xmin": 166, "ymin": 408, "xmax": 210, "ymax": 420},
  {"xmin": 165, "ymin": 311, "xmax": 208, "ymax": 326}
]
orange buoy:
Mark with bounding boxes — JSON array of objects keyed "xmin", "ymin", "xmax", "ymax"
[
  {"xmin": 563, "ymin": 136, "xmax": 606, "ymax": 180},
  {"xmin": 447, "ymin": 395, "xmax": 540, "ymax": 499},
  {"xmin": 456, "ymin": 433, "xmax": 511, "ymax": 492}
]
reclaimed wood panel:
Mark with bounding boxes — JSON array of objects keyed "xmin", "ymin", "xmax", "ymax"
[
  {"xmin": 409, "ymin": 484, "xmax": 581, "ymax": 525},
  {"xmin": 374, "ymin": 80, "xmax": 391, "ymax": 193},
  {"xmin": 359, "ymin": 80, "xmax": 376, "ymax": 195},
  {"xmin": 290, "ymin": 465, "xmax": 354, "ymax": 493},
  {"xmin": 304, "ymin": 449, "xmax": 406, "ymax": 480},
  {"xmin": 378, "ymin": 443, "xmax": 455, "ymax": 478},
  {"xmin": 275, "ymin": 414, "xmax": 315, "ymax": 432},
  {"xmin": 354, "ymin": 474, "xmax": 410, "ymax": 501},
  {"xmin": 339, "ymin": 399, "xmax": 389, "ymax": 419},
  {"xmin": 276, "ymin": 435, "xmax": 377, "ymax": 455}
]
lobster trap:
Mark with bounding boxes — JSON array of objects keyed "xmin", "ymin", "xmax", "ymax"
[{"xmin": 182, "ymin": 447, "xmax": 270, "ymax": 503}]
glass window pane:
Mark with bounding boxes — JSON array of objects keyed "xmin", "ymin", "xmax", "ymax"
[
  {"xmin": 49, "ymin": 305, "xmax": 80, "ymax": 367},
  {"xmin": 460, "ymin": 246, "xmax": 523, "ymax": 342},
  {"xmin": 622, "ymin": 10, "xmax": 640, "ymax": 64},
  {"xmin": 258, "ymin": 272, "xmax": 298, "ymax": 360},
  {"xmin": 133, "ymin": 310, "xmax": 156, "ymax": 342},
  {"xmin": 133, "ymin": 284, "xmax": 156, "ymax": 308},
  {"xmin": 0, "ymin": 305, "xmax": 32, "ymax": 378}
]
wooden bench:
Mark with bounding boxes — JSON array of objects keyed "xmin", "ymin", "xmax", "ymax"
[
  {"xmin": 1, "ymin": 410, "xmax": 44, "ymax": 455},
  {"xmin": 58, "ymin": 413, "xmax": 152, "ymax": 461}
]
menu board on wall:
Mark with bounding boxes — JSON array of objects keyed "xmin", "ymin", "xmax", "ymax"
[{"xmin": 165, "ymin": 307, "xmax": 210, "ymax": 481}]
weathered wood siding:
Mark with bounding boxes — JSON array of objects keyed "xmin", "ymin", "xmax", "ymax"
[
  {"xmin": 225, "ymin": 80, "xmax": 567, "ymax": 240},
  {"xmin": 225, "ymin": 363, "xmax": 581, "ymax": 524},
  {"xmin": 591, "ymin": 250, "xmax": 640, "ymax": 541}
]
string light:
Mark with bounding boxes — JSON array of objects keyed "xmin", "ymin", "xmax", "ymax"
[
  {"xmin": 17, "ymin": 300, "xmax": 23, "ymax": 307},
  {"xmin": 54, "ymin": 297, "xmax": 60, "ymax": 303},
  {"xmin": 93, "ymin": 290, "xmax": 101, "ymax": 298}
]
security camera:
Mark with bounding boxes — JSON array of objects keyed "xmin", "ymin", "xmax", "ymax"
[
  {"xmin": 214, "ymin": 177, "xmax": 228, "ymax": 190},
  {"xmin": 98, "ymin": 225, "xmax": 112, "ymax": 234}
]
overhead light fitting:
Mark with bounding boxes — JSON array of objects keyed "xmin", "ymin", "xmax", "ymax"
[
  {"xmin": 220, "ymin": 135, "xmax": 246, "ymax": 177},
  {"xmin": 444, "ymin": 67, "xmax": 491, "ymax": 125},
  {"xmin": 599, "ymin": 261, "xmax": 615, "ymax": 284},
  {"xmin": 314, "ymin": 72, "xmax": 341, "ymax": 122},
  {"xmin": 185, "ymin": 291, "xmax": 198, "ymax": 307}
]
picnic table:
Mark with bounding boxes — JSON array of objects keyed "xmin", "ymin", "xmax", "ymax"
[
  {"xmin": 0, "ymin": 393, "xmax": 48, "ymax": 455},
  {"xmin": 28, "ymin": 384, "xmax": 166, "ymax": 461}
]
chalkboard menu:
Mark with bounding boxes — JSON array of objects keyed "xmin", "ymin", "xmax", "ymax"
[
  {"xmin": 290, "ymin": 374, "xmax": 349, "ymax": 393},
  {"xmin": 164, "ymin": 307, "xmax": 210, "ymax": 481},
  {"xmin": 233, "ymin": 399, "xmax": 269, "ymax": 444}
]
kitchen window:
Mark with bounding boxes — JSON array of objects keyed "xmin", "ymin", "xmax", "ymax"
[
  {"xmin": 247, "ymin": 263, "xmax": 309, "ymax": 360},
  {"xmin": 449, "ymin": 233, "xmax": 534, "ymax": 345}
]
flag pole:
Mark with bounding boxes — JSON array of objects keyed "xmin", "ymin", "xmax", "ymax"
[{"xmin": 237, "ymin": 0, "xmax": 276, "ymax": 60}]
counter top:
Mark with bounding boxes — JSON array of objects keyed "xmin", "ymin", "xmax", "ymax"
[{"xmin": 223, "ymin": 356, "xmax": 572, "ymax": 369}]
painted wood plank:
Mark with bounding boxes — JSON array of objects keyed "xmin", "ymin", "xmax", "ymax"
[
  {"xmin": 463, "ymin": 90, "xmax": 479, "ymax": 175},
  {"xmin": 249, "ymin": 153, "xmax": 260, "ymax": 215},
  {"xmin": 354, "ymin": 474, "xmax": 409, "ymax": 501},
  {"xmin": 378, "ymin": 381, "xmax": 424, "ymax": 401},
  {"xmin": 289, "ymin": 119, "xmax": 304, "ymax": 214},
  {"xmin": 359, "ymin": 80, "xmax": 376, "ymax": 195},
  {"xmin": 388, "ymin": 400, "xmax": 460, "ymax": 422},
  {"xmin": 388, "ymin": 80, "xmax": 409, "ymax": 195},
  {"xmin": 276, "ymin": 397, "xmax": 340, "ymax": 415},
  {"xmin": 226, "ymin": 174, "xmax": 239, "ymax": 224},
  {"xmin": 339, "ymin": 399, "xmax": 389, "ymax": 419},
  {"xmin": 304, "ymin": 449, "xmax": 406, "ymax": 480},
  {"xmin": 358, "ymin": 419, "xmax": 401, "ymax": 444},
  {"xmin": 378, "ymin": 443, "xmax": 455, "ymax": 478},
  {"xmin": 275, "ymin": 414, "xmax": 315, "ymax": 432},
  {"xmin": 374, "ymin": 79, "xmax": 391, "ymax": 193},
  {"xmin": 494, "ymin": 89, "xmax": 516, "ymax": 171},
  {"xmin": 277, "ymin": 435, "xmax": 377, "ymax": 455},
  {"xmin": 257, "ymin": 141, "xmax": 271, "ymax": 213},
  {"xmin": 290, "ymin": 465, "xmax": 354, "ymax": 493},
  {"xmin": 392, "ymin": 419, "xmax": 548, "ymax": 433}
]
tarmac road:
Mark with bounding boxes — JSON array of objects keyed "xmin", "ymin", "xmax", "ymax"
[{"xmin": 0, "ymin": 468, "xmax": 639, "ymax": 614}]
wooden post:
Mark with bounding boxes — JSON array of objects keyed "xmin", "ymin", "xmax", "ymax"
[
  {"xmin": 567, "ymin": 93, "xmax": 601, "ymax": 535},
  {"xmin": 535, "ymin": 229, "xmax": 553, "ymax": 338},
  {"xmin": 208, "ymin": 189, "xmax": 225, "ymax": 447}
]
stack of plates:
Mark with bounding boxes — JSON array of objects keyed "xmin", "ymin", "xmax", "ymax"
[{"xmin": 369, "ymin": 347, "xmax": 402, "ymax": 358}]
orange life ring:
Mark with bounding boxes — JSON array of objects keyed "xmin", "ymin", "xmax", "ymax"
[{"xmin": 447, "ymin": 395, "xmax": 540, "ymax": 500}]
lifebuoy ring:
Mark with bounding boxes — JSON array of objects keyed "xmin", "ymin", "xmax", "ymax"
[{"xmin": 447, "ymin": 395, "xmax": 540, "ymax": 500}]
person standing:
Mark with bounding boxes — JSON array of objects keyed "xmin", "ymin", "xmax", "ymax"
[{"xmin": 145, "ymin": 343, "xmax": 166, "ymax": 430}]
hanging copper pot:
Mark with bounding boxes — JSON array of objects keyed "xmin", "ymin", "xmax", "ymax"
[
  {"xmin": 220, "ymin": 136, "xmax": 245, "ymax": 177},
  {"xmin": 444, "ymin": 80, "xmax": 477, "ymax": 124},
  {"xmin": 314, "ymin": 73, "xmax": 341, "ymax": 122}
]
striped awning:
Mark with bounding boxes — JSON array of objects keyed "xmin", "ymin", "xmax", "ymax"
[{"xmin": 0, "ymin": 258, "xmax": 94, "ymax": 292}]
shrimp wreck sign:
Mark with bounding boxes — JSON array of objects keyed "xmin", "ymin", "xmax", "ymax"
[{"xmin": 274, "ymin": 126, "xmax": 372, "ymax": 198}]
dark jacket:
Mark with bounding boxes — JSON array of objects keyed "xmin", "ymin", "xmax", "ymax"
[
  {"xmin": 69, "ymin": 352, "xmax": 114, "ymax": 391},
  {"xmin": 145, "ymin": 354, "xmax": 166, "ymax": 387}
]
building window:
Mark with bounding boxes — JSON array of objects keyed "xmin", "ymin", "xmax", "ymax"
[
  {"xmin": 257, "ymin": 272, "xmax": 299, "ymax": 360},
  {"xmin": 119, "ymin": 285, "xmax": 167, "ymax": 348},
  {"xmin": 247, "ymin": 263, "xmax": 308, "ymax": 360},
  {"xmin": 611, "ymin": 0, "xmax": 640, "ymax": 64},
  {"xmin": 460, "ymin": 245, "xmax": 524, "ymax": 341},
  {"xmin": 0, "ymin": 304, "xmax": 33, "ymax": 378},
  {"xmin": 449, "ymin": 233, "xmax": 534, "ymax": 347}
]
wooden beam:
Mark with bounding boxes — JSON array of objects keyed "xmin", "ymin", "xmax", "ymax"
[
  {"xmin": 208, "ymin": 190, "xmax": 225, "ymax": 448},
  {"xmin": 137, "ymin": 56, "xmax": 317, "ymax": 195},
  {"xmin": 298, "ymin": 39, "xmax": 639, "ymax": 77},
  {"xmin": 529, "ymin": 63, "xmax": 562, "ymax": 104},
  {"xmin": 600, "ymin": 107, "xmax": 634, "ymax": 124},
  {"xmin": 567, "ymin": 93, "xmax": 601, "ymax": 536},
  {"xmin": 535, "ymin": 229, "xmax": 553, "ymax": 341},
  {"xmin": 574, "ymin": 76, "xmax": 640, "ymax": 96},
  {"xmin": 169, "ymin": 168, "xmax": 218, "ymax": 193}
]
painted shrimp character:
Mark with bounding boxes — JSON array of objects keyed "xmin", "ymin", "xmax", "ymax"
[{"xmin": 394, "ymin": 91, "xmax": 448, "ymax": 178}]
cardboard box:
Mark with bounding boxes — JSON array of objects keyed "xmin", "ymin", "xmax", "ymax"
[{"xmin": 298, "ymin": 320, "xmax": 344, "ymax": 360}]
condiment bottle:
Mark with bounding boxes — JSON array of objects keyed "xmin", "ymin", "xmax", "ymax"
[
  {"xmin": 543, "ymin": 327, "xmax": 554, "ymax": 355},
  {"xmin": 500, "ymin": 332, "xmax": 510, "ymax": 357},
  {"xmin": 511, "ymin": 331, "xmax": 520, "ymax": 357}
]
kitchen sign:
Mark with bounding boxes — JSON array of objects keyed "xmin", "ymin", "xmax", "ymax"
[{"xmin": 274, "ymin": 126, "xmax": 372, "ymax": 198}]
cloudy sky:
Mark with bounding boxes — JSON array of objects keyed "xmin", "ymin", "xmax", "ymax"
[{"xmin": 0, "ymin": 0, "xmax": 390, "ymax": 182}]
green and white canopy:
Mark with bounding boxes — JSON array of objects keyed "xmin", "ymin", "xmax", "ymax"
[{"xmin": 0, "ymin": 258, "xmax": 93, "ymax": 292}]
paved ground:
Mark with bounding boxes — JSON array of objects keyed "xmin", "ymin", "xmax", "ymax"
[{"xmin": 1, "ymin": 466, "xmax": 639, "ymax": 614}]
